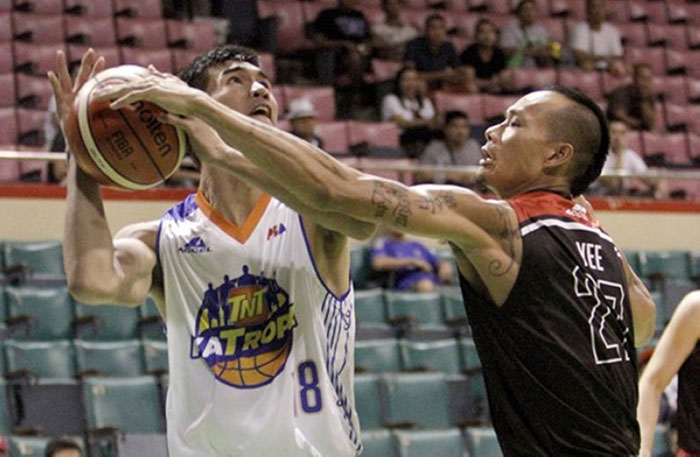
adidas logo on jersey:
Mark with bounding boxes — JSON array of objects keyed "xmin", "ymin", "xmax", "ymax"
[
  {"xmin": 179, "ymin": 236, "xmax": 211, "ymax": 253},
  {"xmin": 267, "ymin": 223, "xmax": 286, "ymax": 241},
  {"xmin": 566, "ymin": 203, "xmax": 588, "ymax": 219}
]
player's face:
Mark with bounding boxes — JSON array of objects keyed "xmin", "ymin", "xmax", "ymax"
[
  {"xmin": 205, "ymin": 61, "xmax": 279, "ymax": 125},
  {"xmin": 480, "ymin": 91, "xmax": 569, "ymax": 197},
  {"xmin": 609, "ymin": 121, "xmax": 628, "ymax": 152}
]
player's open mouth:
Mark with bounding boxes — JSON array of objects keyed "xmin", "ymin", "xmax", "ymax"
[
  {"xmin": 250, "ymin": 105, "xmax": 271, "ymax": 120},
  {"xmin": 479, "ymin": 146, "xmax": 494, "ymax": 166}
]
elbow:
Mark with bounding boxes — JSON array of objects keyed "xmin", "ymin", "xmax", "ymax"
[{"xmin": 66, "ymin": 274, "xmax": 118, "ymax": 305}]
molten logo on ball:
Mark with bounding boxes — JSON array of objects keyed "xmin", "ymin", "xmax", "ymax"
[
  {"xmin": 190, "ymin": 266, "xmax": 297, "ymax": 388},
  {"xmin": 132, "ymin": 100, "xmax": 173, "ymax": 158}
]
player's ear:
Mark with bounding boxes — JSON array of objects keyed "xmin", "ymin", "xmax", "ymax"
[{"xmin": 544, "ymin": 142, "xmax": 574, "ymax": 169}]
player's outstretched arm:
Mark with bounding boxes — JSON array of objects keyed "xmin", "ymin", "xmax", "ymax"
[
  {"xmin": 637, "ymin": 291, "xmax": 700, "ymax": 457},
  {"xmin": 50, "ymin": 49, "xmax": 157, "ymax": 307}
]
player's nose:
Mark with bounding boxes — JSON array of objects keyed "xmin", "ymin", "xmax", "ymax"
[{"xmin": 251, "ymin": 81, "xmax": 269, "ymax": 98}]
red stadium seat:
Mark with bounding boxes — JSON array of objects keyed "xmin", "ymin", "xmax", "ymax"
[
  {"xmin": 0, "ymin": 159, "xmax": 21, "ymax": 182},
  {"xmin": 605, "ymin": 0, "xmax": 629, "ymax": 23},
  {"xmin": 12, "ymin": 13, "xmax": 65, "ymax": 44},
  {"xmin": 0, "ymin": 11, "xmax": 11, "ymax": 42},
  {"xmin": 487, "ymin": 0, "xmax": 514, "ymax": 15},
  {"xmin": 0, "ymin": 73, "xmax": 15, "ymax": 107},
  {"xmin": 662, "ymin": 133, "xmax": 691, "ymax": 166},
  {"xmin": 67, "ymin": 45, "xmax": 122, "ymax": 69},
  {"xmin": 601, "ymin": 73, "xmax": 632, "ymax": 97},
  {"xmin": 171, "ymin": 49, "xmax": 201, "ymax": 73},
  {"xmin": 13, "ymin": 43, "xmax": 65, "ymax": 75},
  {"xmin": 120, "ymin": 48, "xmax": 174, "ymax": 73},
  {"xmin": 666, "ymin": 0, "xmax": 690, "ymax": 25},
  {"xmin": 347, "ymin": 121, "xmax": 400, "ymax": 149},
  {"xmin": 166, "ymin": 19, "xmax": 218, "ymax": 52},
  {"xmin": 13, "ymin": 0, "xmax": 63, "ymax": 14},
  {"xmin": 654, "ymin": 76, "xmax": 689, "ymax": 105},
  {"xmin": 357, "ymin": 157, "xmax": 416, "ymax": 185},
  {"xmin": 0, "ymin": 107, "xmax": 17, "ymax": 146},
  {"xmin": 16, "ymin": 108, "xmax": 48, "ymax": 146},
  {"xmin": 114, "ymin": 0, "xmax": 162, "ymax": 18},
  {"xmin": 664, "ymin": 48, "xmax": 688, "ymax": 75},
  {"xmin": 549, "ymin": 0, "xmax": 585, "ymax": 19},
  {"xmin": 628, "ymin": 1, "xmax": 667, "ymax": 25},
  {"xmin": 663, "ymin": 102, "xmax": 690, "ymax": 132},
  {"xmin": 64, "ymin": 0, "xmax": 114, "ymax": 17},
  {"xmin": 688, "ymin": 134, "xmax": 700, "ymax": 163},
  {"xmin": 626, "ymin": 129, "xmax": 643, "ymax": 155},
  {"xmin": 370, "ymin": 59, "xmax": 402, "ymax": 83},
  {"xmin": 646, "ymin": 24, "xmax": 688, "ymax": 50},
  {"xmin": 433, "ymin": 92, "xmax": 485, "ymax": 125},
  {"xmin": 0, "ymin": 42, "xmax": 12, "ymax": 73},
  {"xmin": 64, "ymin": 16, "xmax": 117, "ymax": 47},
  {"xmin": 482, "ymin": 94, "xmax": 520, "ymax": 122},
  {"xmin": 688, "ymin": 105, "xmax": 700, "ymax": 136},
  {"xmin": 688, "ymin": 27, "xmax": 700, "ymax": 50},
  {"xmin": 315, "ymin": 121, "xmax": 350, "ymax": 155},
  {"xmin": 15, "ymin": 73, "xmax": 53, "ymax": 110},
  {"xmin": 687, "ymin": 78, "xmax": 700, "ymax": 103},
  {"xmin": 625, "ymin": 46, "xmax": 665, "ymax": 76},
  {"xmin": 617, "ymin": 22, "xmax": 647, "ymax": 49},
  {"xmin": 507, "ymin": 67, "xmax": 557, "ymax": 93},
  {"xmin": 258, "ymin": 53, "xmax": 276, "ymax": 83},
  {"xmin": 558, "ymin": 69, "xmax": 603, "ymax": 101},
  {"xmin": 116, "ymin": 18, "xmax": 168, "ymax": 49},
  {"xmin": 258, "ymin": 1, "xmax": 310, "ymax": 54},
  {"xmin": 667, "ymin": 180, "xmax": 700, "ymax": 201},
  {"xmin": 282, "ymin": 85, "xmax": 336, "ymax": 122},
  {"xmin": 17, "ymin": 144, "xmax": 48, "ymax": 181}
]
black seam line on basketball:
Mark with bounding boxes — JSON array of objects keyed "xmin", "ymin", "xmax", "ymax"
[
  {"xmin": 98, "ymin": 111, "xmax": 134, "ymax": 178},
  {"xmin": 115, "ymin": 107, "xmax": 168, "ymax": 181}
]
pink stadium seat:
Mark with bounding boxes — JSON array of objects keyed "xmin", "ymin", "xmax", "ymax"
[
  {"xmin": 0, "ymin": 108, "xmax": 17, "ymax": 147},
  {"xmin": 507, "ymin": 67, "xmax": 557, "ymax": 92},
  {"xmin": 17, "ymin": 145, "xmax": 48, "ymax": 181},
  {"xmin": 13, "ymin": 43, "xmax": 65, "ymax": 75},
  {"xmin": 166, "ymin": 19, "xmax": 218, "ymax": 52},
  {"xmin": 64, "ymin": 0, "xmax": 114, "ymax": 17},
  {"xmin": 258, "ymin": 53, "xmax": 277, "ymax": 83},
  {"xmin": 433, "ymin": 92, "xmax": 485, "ymax": 125},
  {"xmin": 667, "ymin": 180, "xmax": 700, "ymax": 201},
  {"xmin": 625, "ymin": 46, "xmax": 665, "ymax": 76},
  {"xmin": 482, "ymin": 95, "xmax": 519, "ymax": 122},
  {"xmin": 626, "ymin": 129, "xmax": 643, "ymax": 155},
  {"xmin": 654, "ymin": 76, "xmax": 689, "ymax": 105},
  {"xmin": 646, "ymin": 24, "xmax": 688, "ymax": 50},
  {"xmin": 116, "ymin": 18, "xmax": 168, "ymax": 49},
  {"xmin": 628, "ymin": 1, "xmax": 667, "ymax": 25},
  {"xmin": 64, "ymin": 16, "xmax": 117, "ymax": 47},
  {"xmin": 12, "ymin": 13, "xmax": 65, "ymax": 44},
  {"xmin": 549, "ymin": 0, "xmax": 585, "ymax": 20},
  {"xmin": 666, "ymin": 0, "xmax": 690, "ymax": 25},
  {"xmin": 558, "ymin": 69, "xmax": 603, "ymax": 101},
  {"xmin": 640, "ymin": 131, "xmax": 666, "ymax": 160},
  {"xmin": 358, "ymin": 6, "xmax": 383, "ymax": 23},
  {"xmin": 484, "ymin": 0, "xmax": 512, "ymax": 15},
  {"xmin": 617, "ymin": 22, "xmax": 647, "ymax": 49},
  {"xmin": 0, "ymin": 159, "xmax": 21, "ymax": 182},
  {"xmin": 114, "ymin": 0, "xmax": 163, "ymax": 19},
  {"xmin": 0, "ymin": 73, "xmax": 15, "ymax": 107},
  {"xmin": 347, "ymin": 121, "xmax": 399, "ymax": 149},
  {"xmin": 687, "ymin": 78, "xmax": 700, "ymax": 103},
  {"xmin": 13, "ymin": 0, "xmax": 63, "ymax": 14},
  {"xmin": 270, "ymin": 86, "xmax": 286, "ymax": 115},
  {"xmin": 662, "ymin": 133, "xmax": 691, "ymax": 166},
  {"xmin": 688, "ymin": 28, "xmax": 700, "ymax": 50},
  {"xmin": 315, "ymin": 121, "xmax": 350, "ymax": 155},
  {"xmin": 282, "ymin": 85, "xmax": 336, "ymax": 122},
  {"xmin": 601, "ymin": 73, "xmax": 632, "ymax": 97},
  {"xmin": 664, "ymin": 48, "xmax": 688, "ymax": 75},
  {"xmin": 663, "ymin": 102, "xmax": 690, "ymax": 131},
  {"xmin": 688, "ymin": 105, "xmax": 700, "ymax": 136},
  {"xmin": 487, "ymin": 13, "xmax": 514, "ymax": 30},
  {"xmin": 68, "ymin": 45, "xmax": 122, "ymax": 69},
  {"xmin": 540, "ymin": 17, "xmax": 566, "ymax": 45},
  {"xmin": 605, "ymin": 0, "xmax": 629, "ymax": 23},
  {"xmin": 120, "ymin": 48, "xmax": 174, "ymax": 73},
  {"xmin": 370, "ymin": 59, "xmax": 402, "ymax": 83},
  {"xmin": 0, "ymin": 0, "xmax": 10, "ymax": 11},
  {"xmin": 0, "ymin": 11, "xmax": 11, "ymax": 42},
  {"xmin": 15, "ymin": 73, "xmax": 53, "ymax": 110},
  {"xmin": 171, "ymin": 49, "xmax": 201, "ymax": 73},
  {"xmin": 16, "ymin": 108, "xmax": 48, "ymax": 146},
  {"xmin": 688, "ymin": 134, "xmax": 700, "ymax": 162},
  {"xmin": 258, "ymin": 1, "xmax": 310, "ymax": 54},
  {"xmin": 357, "ymin": 157, "xmax": 416, "ymax": 185},
  {"xmin": 0, "ymin": 42, "xmax": 12, "ymax": 73}
]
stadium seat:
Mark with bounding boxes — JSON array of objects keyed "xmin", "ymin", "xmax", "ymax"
[
  {"xmin": 628, "ymin": 1, "xmax": 667, "ymax": 25},
  {"xmin": 64, "ymin": 0, "xmax": 113, "ymax": 16},
  {"xmin": 0, "ymin": 11, "xmax": 10, "ymax": 41},
  {"xmin": 625, "ymin": 47, "xmax": 666, "ymax": 76},
  {"xmin": 605, "ymin": 0, "xmax": 629, "ymax": 23},
  {"xmin": 355, "ymin": 339, "xmax": 403, "ymax": 373},
  {"xmin": 667, "ymin": 179, "xmax": 700, "ymax": 201},
  {"xmin": 549, "ymin": 0, "xmax": 585, "ymax": 19},
  {"xmin": 617, "ymin": 22, "xmax": 647, "ymax": 48},
  {"xmin": 114, "ymin": 0, "xmax": 162, "ymax": 18},
  {"xmin": 540, "ymin": 17, "xmax": 566, "ymax": 45},
  {"xmin": 347, "ymin": 121, "xmax": 400, "ymax": 150},
  {"xmin": 116, "ymin": 18, "xmax": 168, "ymax": 48},
  {"xmin": 64, "ymin": 16, "xmax": 117, "ymax": 46},
  {"xmin": 258, "ymin": 52, "xmax": 276, "ymax": 83},
  {"xmin": 558, "ymin": 69, "xmax": 603, "ymax": 101},
  {"xmin": 355, "ymin": 288, "xmax": 386, "ymax": 325},
  {"xmin": 15, "ymin": 74, "xmax": 53, "ymax": 110},
  {"xmin": 138, "ymin": 295, "xmax": 166, "ymax": 341},
  {"xmin": 646, "ymin": 24, "xmax": 688, "ymax": 50},
  {"xmin": 5, "ymin": 286, "xmax": 73, "ymax": 340},
  {"xmin": 67, "ymin": 45, "xmax": 122, "ymax": 70},
  {"xmin": 638, "ymin": 251, "xmax": 690, "ymax": 280},
  {"xmin": 442, "ymin": 288, "xmax": 467, "ymax": 326},
  {"xmin": 652, "ymin": 131, "xmax": 690, "ymax": 165},
  {"xmin": 666, "ymin": 0, "xmax": 690, "ymax": 25},
  {"xmin": 142, "ymin": 339, "xmax": 168, "ymax": 374},
  {"xmin": 385, "ymin": 291, "xmax": 445, "ymax": 327},
  {"xmin": 357, "ymin": 158, "xmax": 417, "ymax": 186},
  {"xmin": 664, "ymin": 49, "xmax": 693, "ymax": 76},
  {"xmin": 433, "ymin": 92, "xmax": 485, "ymax": 125},
  {"xmin": 3, "ymin": 239, "xmax": 63, "ymax": 279},
  {"xmin": 82, "ymin": 376, "xmax": 165, "ymax": 433},
  {"xmin": 0, "ymin": 42, "xmax": 12, "ymax": 74},
  {"xmin": 354, "ymin": 373, "xmax": 383, "ymax": 429},
  {"xmin": 315, "ymin": 121, "xmax": 350, "ymax": 156},
  {"xmin": 12, "ymin": 12, "xmax": 64, "ymax": 44},
  {"xmin": 74, "ymin": 301, "xmax": 142, "ymax": 341},
  {"xmin": 13, "ymin": 0, "xmax": 63, "ymax": 14},
  {"xmin": 393, "ymin": 428, "xmax": 465, "ymax": 457},
  {"xmin": 400, "ymin": 9, "xmax": 432, "ymax": 31},
  {"xmin": 360, "ymin": 429, "xmax": 394, "ymax": 457},
  {"xmin": 380, "ymin": 372, "xmax": 451, "ymax": 428},
  {"xmin": 75, "ymin": 340, "xmax": 146, "ymax": 376},
  {"xmin": 400, "ymin": 339, "xmax": 462, "ymax": 374},
  {"xmin": 113, "ymin": 434, "xmax": 168, "ymax": 457},
  {"xmin": 350, "ymin": 245, "xmax": 373, "ymax": 290},
  {"xmin": 688, "ymin": 28, "xmax": 700, "ymax": 50},
  {"xmin": 120, "ymin": 48, "xmax": 174, "ymax": 73},
  {"xmin": 370, "ymin": 59, "xmax": 403, "ymax": 83},
  {"xmin": 257, "ymin": 1, "xmax": 310, "ymax": 54},
  {"xmin": 15, "ymin": 108, "xmax": 48, "ymax": 147},
  {"xmin": 482, "ymin": 95, "xmax": 519, "ymax": 122},
  {"xmin": 662, "ymin": 278, "xmax": 697, "ymax": 322},
  {"xmin": 4, "ymin": 339, "xmax": 76, "ymax": 380},
  {"xmin": 464, "ymin": 426, "xmax": 503, "ymax": 457},
  {"xmin": 171, "ymin": 48, "xmax": 201, "ymax": 74},
  {"xmin": 9, "ymin": 436, "xmax": 84, "ymax": 457},
  {"xmin": 0, "ymin": 73, "xmax": 15, "ymax": 108},
  {"xmin": 13, "ymin": 43, "xmax": 64, "ymax": 75},
  {"xmin": 650, "ymin": 290, "xmax": 666, "ymax": 333},
  {"xmin": 282, "ymin": 85, "xmax": 336, "ymax": 122},
  {"xmin": 601, "ymin": 73, "xmax": 632, "ymax": 97},
  {"xmin": 0, "ymin": 379, "xmax": 8, "ymax": 435},
  {"xmin": 459, "ymin": 337, "xmax": 481, "ymax": 373},
  {"xmin": 0, "ymin": 107, "xmax": 17, "ymax": 148},
  {"xmin": 506, "ymin": 68, "xmax": 557, "ymax": 93},
  {"xmin": 655, "ymin": 76, "xmax": 689, "ymax": 105},
  {"xmin": 166, "ymin": 19, "xmax": 218, "ymax": 52}
]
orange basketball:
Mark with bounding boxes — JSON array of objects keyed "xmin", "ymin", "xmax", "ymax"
[{"xmin": 65, "ymin": 65, "xmax": 185, "ymax": 190}]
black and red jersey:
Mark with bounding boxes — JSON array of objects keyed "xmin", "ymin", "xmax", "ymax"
[
  {"xmin": 459, "ymin": 191, "xmax": 639, "ymax": 456},
  {"xmin": 678, "ymin": 342, "xmax": 700, "ymax": 453}
]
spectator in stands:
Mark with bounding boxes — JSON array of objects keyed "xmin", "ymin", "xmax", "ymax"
[
  {"xmin": 638, "ymin": 291, "xmax": 700, "ymax": 457},
  {"xmin": 45, "ymin": 437, "xmax": 82, "ymax": 457},
  {"xmin": 417, "ymin": 110, "xmax": 481, "ymax": 186},
  {"xmin": 607, "ymin": 64, "xmax": 657, "ymax": 131},
  {"xmin": 459, "ymin": 18, "xmax": 510, "ymax": 94},
  {"xmin": 403, "ymin": 13, "xmax": 460, "ymax": 91},
  {"xmin": 500, "ymin": 0, "xmax": 553, "ymax": 68},
  {"xmin": 370, "ymin": 227, "xmax": 453, "ymax": 292},
  {"xmin": 371, "ymin": 0, "xmax": 419, "ymax": 60},
  {"xmin": 286, "ymin": 98, "xmax": 324, "ymax": 149},
  {"xmin": 598, "ymin": 120, "xmax": 656, "ymax": 196},
  {"xmin": 381, "ymin": 66, "xmax": 437, "ymax": 157},
  {"xmin": 569, "ymin": 0, "xmax": 624, "ymax": 72}
]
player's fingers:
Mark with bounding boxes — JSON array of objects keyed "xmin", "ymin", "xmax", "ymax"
[
  {"xmin": 56, "ymin": 50, "xmax": 72, "ymax": 92},
  {"xmin": 157, "ymin": 112, "xmax": 191, "ymax": 130},
  {"xmin": 89, "ymin": 57, "xmax": 106, "ymax": 80},
  {"xmin": 73, "ymin": 48, "xmax": 96, "ymax": 90},
  {"xmin": 109, "ymin": 88, "xmax": 153, "ymax": 110}
]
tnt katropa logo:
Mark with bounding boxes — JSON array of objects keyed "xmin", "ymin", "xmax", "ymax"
[{"xmin": 267, "ymin": 223, "xmax": 287, "ymax": 241}]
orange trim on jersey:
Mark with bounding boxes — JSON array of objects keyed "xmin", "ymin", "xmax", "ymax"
[{"xmin": 195, "ymin": 191, "xmax": 271, "ymax": 244}]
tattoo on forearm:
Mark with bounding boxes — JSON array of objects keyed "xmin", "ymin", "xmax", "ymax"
[
  {"xmin": 418, "ymin": 191, "xmax": 457, "ymax": 214},
  {"xmin": 488, "ymin": 205, "xmax": 517, "ymax": 277},
  {"xmin": 371, "ymin": 182, "xmax": 412, "ymax": 227}
]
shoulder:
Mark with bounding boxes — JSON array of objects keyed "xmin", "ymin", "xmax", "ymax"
[{"xmin": 115, "ymin": 220, "xmax": 160, "ymax": 249}]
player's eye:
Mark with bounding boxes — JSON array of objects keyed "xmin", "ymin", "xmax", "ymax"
[{"xmin": 228, "ymin": 76, "xmax": 243, "ymax": 84}]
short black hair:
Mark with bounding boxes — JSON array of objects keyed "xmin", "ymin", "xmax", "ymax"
[
  {"xmin": 543, "ymin": 85, "xmax": 609, "ymax": 196},
  {"xmin": 45, "ymin": 437, "xmax": 82, "ymax": 457},
  {"xmin": 425, "ymin": 13, "xmax": 445, "ymax": 28},
  {"xmin": 515, "ymin": 0, "xmax": 535, "ymax": 14},
  {"xmin": 445, "ymin": 110, "xmax": 468, "ymax": 126},
  {"xmin": 177, "ymin": 44, "xmax": 260, "ymax": 91}
]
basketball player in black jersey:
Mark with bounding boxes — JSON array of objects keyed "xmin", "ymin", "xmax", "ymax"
[
  {"xmin": 639, "ymin": 291, "xmax": 700, "ymax": 457},
  {"xmin": 98, "ymin": 73, "xmax": 657, "ymax": 454}
]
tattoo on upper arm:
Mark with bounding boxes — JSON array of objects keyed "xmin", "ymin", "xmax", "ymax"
[
  {"xmin": 371, "ymin": 183, "xmax": 458, "ymax": 227},
  {"xmin": 418, "ymin": 191, "xmax": 457, "ymax": 214},
  {"xmin": 488, "ymin": 205, "xmax": 518, "ymax": 277}
]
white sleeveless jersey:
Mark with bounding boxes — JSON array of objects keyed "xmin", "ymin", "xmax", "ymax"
[{"xmin": 157, "ymin": 191, "xmax": 361, "ymax": 457}]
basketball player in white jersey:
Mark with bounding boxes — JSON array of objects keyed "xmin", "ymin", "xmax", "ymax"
[{"xmin": 49, "ymin": 47, "xmax": 375, "ymax": 456}]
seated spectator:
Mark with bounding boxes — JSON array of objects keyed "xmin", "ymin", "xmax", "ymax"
[
  {"xmin": 45, "ymin": 437, "xmax": 82, "ymax": 457},
  {"xmin": 607, "ymin": 63, "xmax": 657, "ymax": 131},
  {"xmin": 459, "ymin": 18, "xmax": 510, "ymax": 93},
  {"xmin": 403, "ymin": 13, "xmax": 460, "ymax": 91},
  {"xmin": 500, "ymin": 0, "xmax": 553, "ymax": 68},
  {"xmin": 417, "ymin": 110, "xmax": 481, "ymax": 186},
  {"xmin": 569, "ymin": 0, "xmax": 624, "ymax": 73},
  {"xmin": 371, "ymin": 0, "xmax": 419, "ymax": 60},
  {"xmin": 597, "ymin": 120, "xmax": 657, "ymax": 196},
  {"xmin": 381, "ymin": 66, "xmax": 437, "ymax": 157},
  {"xmin": 371, "ymin": 227, "xmax": 453, "ymax": 292},
  {"xmin": 286, "ymin": 98, "xmax": 324, "ymax": 149}
]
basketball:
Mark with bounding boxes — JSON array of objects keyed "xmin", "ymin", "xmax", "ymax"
[{"xmin": 64, "ymin": 65, "xmax": 186, "ymax": 190}]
